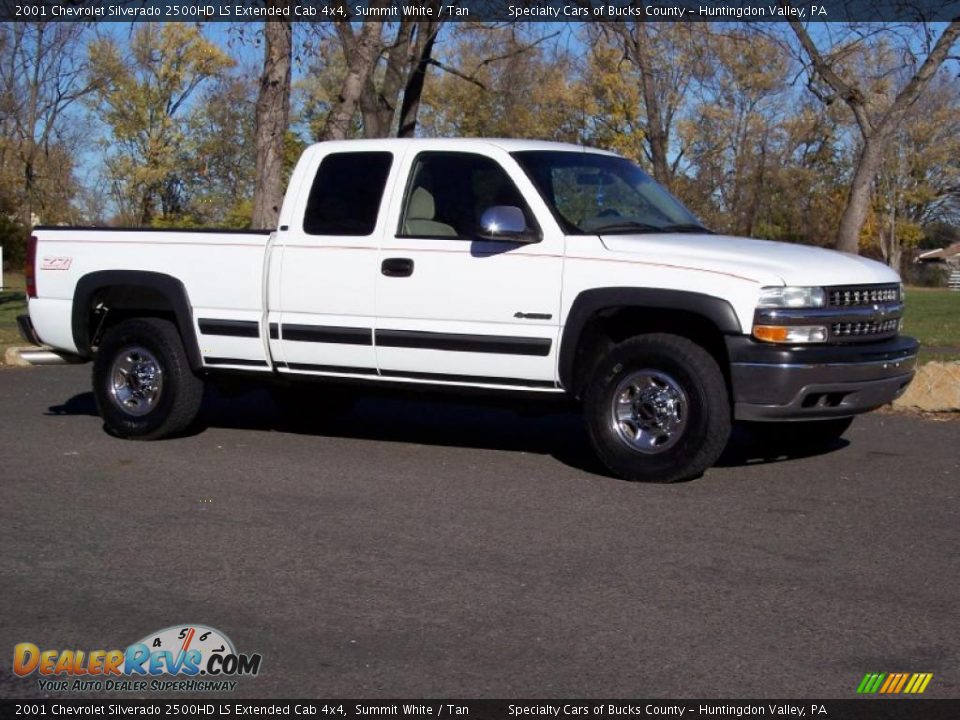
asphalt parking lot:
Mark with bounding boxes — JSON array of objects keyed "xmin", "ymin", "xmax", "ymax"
[{"xmin": 0, "ymin": 364, "xmax": 957, "ymax": 699}]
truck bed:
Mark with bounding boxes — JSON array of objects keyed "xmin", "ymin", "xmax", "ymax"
[{"xmin": 29, "ymin": 226, "xmax": 273, "ymax": 367}]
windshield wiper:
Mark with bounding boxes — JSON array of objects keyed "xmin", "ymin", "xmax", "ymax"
[
  {"xmin": 592, "ymin": 221, "xmax": 671, "ymax": 234},
  {"xmin": 660, "ymin": 223, "xmax": 713, "ymax": 234}
]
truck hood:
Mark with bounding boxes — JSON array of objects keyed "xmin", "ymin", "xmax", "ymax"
[{"xmin": 600, "ymin": 233, "xmax": 901, "ymax": 286}]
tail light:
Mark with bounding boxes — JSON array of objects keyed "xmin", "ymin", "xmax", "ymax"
[{"xmin": 25, "ymin": 234, "xmax": 37, "ymax": 298}]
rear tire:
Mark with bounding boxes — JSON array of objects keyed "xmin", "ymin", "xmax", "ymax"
[
  {"xmin": 93, "ymin": 318, "xmax": 204, "ymax": 440},
  {"xmin": 583, "ymin": 333, "xmax": 731, "ymax": 483}
]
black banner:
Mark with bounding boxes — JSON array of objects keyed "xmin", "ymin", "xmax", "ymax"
[
  {"xmin": 2, "ymin": 700, "xmax": 960, "ymax": 720},
  {"xmin": 1, "ymin": 0, "xmax": 959, "ymax": 23}
]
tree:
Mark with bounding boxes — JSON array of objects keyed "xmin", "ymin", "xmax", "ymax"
[
  {"xmin": 678, "ymin": 30, "xmax": 790, "ymax": 237},
  {"xmin": 593, "ymin": 21, "xmax": 707, "ymax": 189},
  {"xmin": 252, "ymin": 6, "xmax": 292, "ymax": 229},
  {"xmin": 317, "ymin": 12, "xmax": 444, "ymax": 141},
  {"xmin": 0, "ymin": 22, "xmax": 93, "ymax": 226},
  {"xmin": 784, "ymin": 13, "xmax": 960, "ymax": 254},
  {"xmin": 872, "ymin": 73, "xmax": 960, "ymax": 269},
  {"xmin": 418, "ymin": 25, "xmax": 584, "ymax": 142},
  {"xmin": 88, "ymin": 24, "xmax": 233, "ymax": 225},
  {"xmin": 360, "ymin": 15, "xmax": 445, "ymax": 139},
  {"xmin": 186, "ymin": 72, "xmax": 259, "ymax": 227},
  {"xmin": 321, "ymin": 18, "xmax": 386, "ymax": 140}
]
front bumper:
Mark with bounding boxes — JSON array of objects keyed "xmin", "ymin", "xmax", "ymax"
[{"xmin": 726, "ymin": 335, "xmax": 919, "ymax": 421}]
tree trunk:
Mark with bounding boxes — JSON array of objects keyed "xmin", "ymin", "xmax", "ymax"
[
  {"xmin": 360, "ymin": 20, "xmax": 415, "ymax": 138},
  {"xmin": 629, "ymin": 22, "xmax": 670, "ymax": 187},
  {"xmin": 252, "ymin": 11, "xmax": 292, "ymax": 230},
  {"xmin": 835, "ymin": 137, "xmax": 885, "ymax": 254},
  {"xmin": 323, "ymin": 23, "xmax": 384, "ymax": 141},
  {"xmin": 397, "ymin": 22, "xmax": 439, "ymax": 138}
]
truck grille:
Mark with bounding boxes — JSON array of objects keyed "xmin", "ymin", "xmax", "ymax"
[
  {"xmin": 831, "ymin": 319, "xmax": 900, "ymax": 338},
  {"xmin": 827, "ymin": 284, "xmax": 900, "ymax": 307},
  {"xmin": 823, "ymin": 283, "xmax": 903, "ymax": 342}
]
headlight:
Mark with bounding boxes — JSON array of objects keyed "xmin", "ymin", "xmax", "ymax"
[{"xmin": 757, "ymin": 286, "xmax": 826, "ymax": 308}]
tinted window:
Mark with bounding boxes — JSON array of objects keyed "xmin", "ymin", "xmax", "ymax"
[
  {"xmin": 398, "ymin": 152, "xmax": 537, "ymax": 239},
  {"xmin": 303, "ymin": 152, "xmax": 393, "ymax": 236}
]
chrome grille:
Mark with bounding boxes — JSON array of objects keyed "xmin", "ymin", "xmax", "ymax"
[
  {"xmin": 831, "ymin": 319, "xmax": 900, "ymax": 338},
  {"xmin": 824, "ymin": 284, "xmax": 902, "ymax": 341},
  {"xmin": 827, "ymin": 284, "xmax": 900, "ymax": 307}
]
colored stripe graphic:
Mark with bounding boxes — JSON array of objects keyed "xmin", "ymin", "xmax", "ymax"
[
  {"xmin": 857, "ymin": 672, "xmax": 932, "ymax": 694},
  {"xmin": 893, "ymin": 673, "xmax": 909, "ymax": 693},
  {"xmin": 879, "ymin": 674, "xmax": 896, "ymax": 693},
  {"xmin": 907, "ymin": 673, "xmax": 933, "ymax": 694},
  {"xmin": 867, "ymin": 673, "xmax": 886, "ymax": 693}
]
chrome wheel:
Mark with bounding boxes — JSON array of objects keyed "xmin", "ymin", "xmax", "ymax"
[
  {"xmin": 109, "ymin": 346, "xmax": 163, "ymax": 417},
  {"xmin": 610, "ymin": 369, "xmax": 688, "ymax": 454}
]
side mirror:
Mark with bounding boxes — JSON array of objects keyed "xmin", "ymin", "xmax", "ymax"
[{"xmin": 478, "ymin": 206, "xmax": 539, "ymax": 243}]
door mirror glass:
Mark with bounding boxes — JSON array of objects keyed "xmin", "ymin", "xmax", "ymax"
[{"xmin": 478, "ymin": 205, "xmax": 537, "ymax": 243}]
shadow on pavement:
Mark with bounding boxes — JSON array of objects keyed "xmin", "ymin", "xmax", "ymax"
[{"xmin": 47, "ymin": 384, "xmax": 848, "ymax": 480}]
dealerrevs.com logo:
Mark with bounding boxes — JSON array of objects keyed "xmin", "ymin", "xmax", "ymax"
[{"xmin": 13, "ymin": 624, "xmax": 262, "ymax": 693}]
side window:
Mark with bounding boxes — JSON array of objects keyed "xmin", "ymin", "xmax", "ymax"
[
  {"xmin": 398, "ymin": 152, "xmax": 537, "ymax": 239},
  {"xmin": 303, "ymin": 152, "xmax": 393, "ymax": 236}
]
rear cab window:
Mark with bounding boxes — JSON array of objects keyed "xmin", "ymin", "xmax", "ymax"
[{"xmin": 303, "ymin": 152, "xmax": 393, "ymax": 236}]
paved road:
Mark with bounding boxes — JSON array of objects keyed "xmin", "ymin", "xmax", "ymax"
[{"xmin": 0, "ymin": 365, "xmax": 957, "ymax": 699}]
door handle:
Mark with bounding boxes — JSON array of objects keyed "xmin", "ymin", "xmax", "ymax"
[{"xmin": 381, "ymin": 258, "xmax": 414, "ymax": 277}]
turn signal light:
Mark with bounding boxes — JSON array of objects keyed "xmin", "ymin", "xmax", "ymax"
[{"xmin": 753, "ymin": 325, "xmax": 828, "ymax": 344}]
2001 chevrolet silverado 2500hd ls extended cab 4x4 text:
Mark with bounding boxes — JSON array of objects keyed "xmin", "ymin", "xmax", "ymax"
[{"xmin": 20, "ymin": 139, "xmax": 919, "ymax": 482}]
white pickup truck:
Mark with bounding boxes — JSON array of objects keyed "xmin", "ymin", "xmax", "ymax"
[{"xmin": 20, "ymin": 138, "xmax": 919, "ymax": 482}]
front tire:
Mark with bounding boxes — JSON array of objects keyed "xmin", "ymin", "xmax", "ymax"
[
  {"xmin": 93, "ymin": 318, "xmax": 204, "ymax": 439},
  {"xmin": 584, "ymin": 333, "xmax": 731, "ymax": 483}
]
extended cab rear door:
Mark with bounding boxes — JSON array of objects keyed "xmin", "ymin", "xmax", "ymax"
[
  {"xmin": 268, "ymin": 145, "xmax": 402, "ymax": 377},
  {"xmin": 374, "ymin": 143, "xmax": 563, "ymax": 388}
]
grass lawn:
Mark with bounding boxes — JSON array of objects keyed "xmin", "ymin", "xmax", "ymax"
[
  {"xmin": 2, "ymin": 271, "xmax": 958, "ymax": 364},
  {"xmin": 0, "ymin": 271, "xmax": 27, "ymax": 362},
  {"xmin": 903, "ymin": 287, "xmax": 960, "ymax": 362}
]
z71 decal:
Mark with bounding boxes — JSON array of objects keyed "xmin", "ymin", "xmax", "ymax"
[{"xmin": 41, "ymin": 256, "xmax": 72, "ymax": 270}]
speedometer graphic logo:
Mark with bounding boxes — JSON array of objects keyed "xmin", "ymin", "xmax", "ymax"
[{"xmin": 135, "ymin": 624, "xmax": 237, "ymax": 674}]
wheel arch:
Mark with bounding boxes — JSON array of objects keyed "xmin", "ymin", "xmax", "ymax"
[
  {"xmin": 72, "ymin": 270, "xmax": 202, "ymax": 371},
  {"xmin": 559, "ymin": 287, "xmax": 742, "ymax": 398}
]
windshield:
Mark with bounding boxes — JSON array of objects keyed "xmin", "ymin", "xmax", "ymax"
[{"xmin": 511, "ymin": 151, "xmax": 708, "ymax": 235}]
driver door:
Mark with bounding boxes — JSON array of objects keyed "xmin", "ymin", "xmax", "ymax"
[{"xmin": 374, "ymin": 148, "xmax": 563, "ymax": 388}]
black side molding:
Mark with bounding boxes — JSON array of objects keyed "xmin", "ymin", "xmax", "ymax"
[
  {"xmin": 204, "ymin": 357, "xmax": 269, "ymax": 368},
  {"xmin": 198, "ymin": 319, "xmax": 260, "ymax": 338},
  {"xmin": 558, "ymin": 287, "xmax": 742, "ymax": 390},
  {"xmin": 376, "ymin": 329, "xmax": 551, "ymax": 356},
  {"xmin": 282, "ymin": 324, "xmax": 373, "ymax": 345}
]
